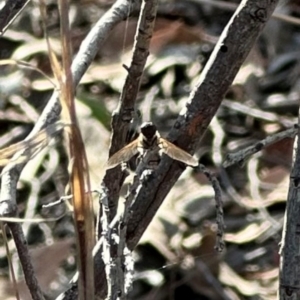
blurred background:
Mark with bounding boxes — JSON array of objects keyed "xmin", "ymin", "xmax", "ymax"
[{"xmin": 0, "ymin": 0, "xmax": 299, "ymax": 299}]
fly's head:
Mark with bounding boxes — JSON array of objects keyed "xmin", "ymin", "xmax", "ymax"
[{"xmin": 140, "ymin": 122, "xmax": 157, "ymax": 141}]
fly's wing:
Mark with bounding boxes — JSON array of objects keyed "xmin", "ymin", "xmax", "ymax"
[
  {"xmin": 106, "ymin": 139, "xmax": 139, "ymax": 169},
  {"xmin": 159, "ymin": 138, "xmax": 198, "ymax": 167}
]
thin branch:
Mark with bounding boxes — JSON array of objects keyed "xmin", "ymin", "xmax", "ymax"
[
  {"xmin": 63, "ymin": 1, "xmax": 281, "ymax": 299},
  {"xmin": 102, "ymin": 0, "xmax": 158, "ymax": 224},
  {"xmin": 8, "ymin": 222, "xmax": 45, "ymax": 300},
  {"xmin": 0, "ymin": 0, "xmax": 141, "ymax": 299},
  {"xmin": 90, "ymin": 1, "xmax": 281, "ymax": 298},
  {"xmin": 103, "ymin": 151, "xmax": 160, "ymax": 298},
  {"xmin": 125, "ymin": 0, "xmax": 280, "ymax": 250},
  {"xmin": 0, "ymin": 0, "xmax": 30, "ymax": 34},
  {"xmin": 279, "ymin": 62, "xmax": 300, "ymax": 300},
  {"xmin": 101, "ymin": 185, "xmax": 119, "ymax": 300},
  {"xmin": 1, "ymin": 222, "xmax": 20, "ymax": 300},
  {"xmin": 223, "ymin": 125, "xmax": 297, "ymax": 168},
  {"xmin": 0, "ymin": 0, "xmax": 141, "ymax": 246},
  {"xmin": 197, "ymin": 164, "xmax": 225, "ymax": 252}
]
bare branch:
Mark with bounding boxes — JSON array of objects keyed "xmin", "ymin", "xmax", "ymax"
[
  {"xmin": 89, "ymin": 3, "xmax": 281, "ymax": 299},
  {"xmin": 223, "ymin": 125, "xmax": 297, "ymax": 168},
  {"xmin": 197, "ymin": 164, "xmax": 225, "ymax": 252},
  {"xmin": 126, "ymin": 0, "xmax": 280, "ymax": 249},
  {"xmin": 102, "ymin": 0, "xmax": 158, "ymax": 223},
  {"xmin": 0, "ymin": 0, "xmax": 30, "ymax": 34},
  {"xmin": 8, "ymin": 222, "xmax": 45, "ymax": 300},
  {"xmin": 0, "ymin": 0, "xmax": 141, "ymax": 298}
]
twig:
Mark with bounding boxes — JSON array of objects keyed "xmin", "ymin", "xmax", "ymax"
[
  {"xmin": 116, "ymin": 153, "xmax": 156, "ymax": 297},
  {"xmin": 99, "ymin": 0, "xmax": 159, "ymax": 291},
  {"xmin": 1, "ymin": 222, "xmax": 20, "ymax": 300},
  {"xmin": 66, "ymin": 0, "xmax": 280, "ymax": 299},
  {"xmin": 102, "ymin": 0, "xmax": 158, "ymax": 223},
  {"xmin": 0, "ymin": 0, "xmax": 141, "ymax": 299},
  {"xmin": 223, "ymin": 125, "xmax": 297, "ymax": 168},
  {"xmin": 197, "ymin": 164, "xmax": 225, "ymax": 252},
  {"xmin": 112, "ymin": 178, "xmax": 139, "ymax": 299},
  {"xmin": 103, "ymin": 151, "xmax": 160, "ymax": 298},
  {"xmin": 279, "ymin": 121, "xmax": 300, "ymax": 295},
  {"xmin": 101, "ymin": 185, "xmax": 120, "ymax": 300},
  {"xmin": 125, "ymin": 0, "xmax": 280, "ymax": 251},
  {"xmin": 0, "ymin": 0, "xmax": 30, "ymax": 34},
  {"xmin": 8, "ymin": 222, "xmax": 45, "ymax": 300}
]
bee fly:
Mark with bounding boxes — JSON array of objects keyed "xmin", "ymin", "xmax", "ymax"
[{"xmin": 106, "ymin": 122, "xmax": 198, "ymax": 170}]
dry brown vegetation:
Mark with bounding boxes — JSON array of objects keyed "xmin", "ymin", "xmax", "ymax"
[{"xmin": 0, "ymin": 0, "xmax": 300, "ymax": 299}]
